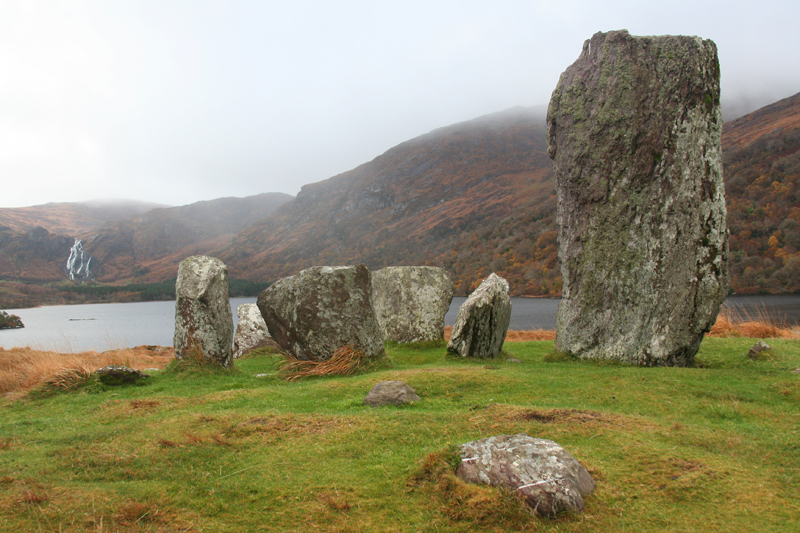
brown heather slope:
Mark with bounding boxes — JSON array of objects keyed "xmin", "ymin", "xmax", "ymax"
[
  {"xmin": 225, "ymin": 95, "xmax": 800, "ymax": 297},
  {"xmin": 722, "ymin": 91, "xmax": 800, "ymax": 293},
  {"xmin": 223, "ymin": 107, "xmax": 562, "ymax": 295}
]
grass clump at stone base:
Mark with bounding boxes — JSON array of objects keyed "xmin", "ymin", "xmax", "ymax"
[{"xmin": 1, "ymin": 336, "xmax": 798, "ymax": 532}]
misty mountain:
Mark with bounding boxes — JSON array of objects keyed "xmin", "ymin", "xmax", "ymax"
[
  {"xmin": 0, "ymin": 193, "xmax": 293, "ymax": 284},
  {"xmin": 80, "ymin": 193, "xmax": 294, "ymax": 281},
  {"xmin": 0, "ymin": 199, "xmax": 167, "ymax": 235},
  {"xmin": 1, "ymin": 92, "xmax": 798, "ymax": 297},
  {"xmin": 222, "ymin": 106, "xmax": 560, "ymax": 295}
]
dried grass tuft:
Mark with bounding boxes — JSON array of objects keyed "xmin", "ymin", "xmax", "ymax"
[
  {"xmin": 277, "ymin": 345, "xmax": 366, "ymax": 381},
  {"xmin": 709, "ymin": 305, "xmax": 799, "ymax": 339},
  {"xmin": 0, "ymin": 345, "xmax": 173, "ymax": 395}
]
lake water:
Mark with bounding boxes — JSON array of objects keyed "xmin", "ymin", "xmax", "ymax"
[{"xmin": 2, "ymin": 295, "xmax": 799, "ymax": 353}]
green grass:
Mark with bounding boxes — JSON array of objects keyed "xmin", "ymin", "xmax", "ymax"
[{"xmin": 1, "ymin": 338, "xmax": 798, "ymax": 532}]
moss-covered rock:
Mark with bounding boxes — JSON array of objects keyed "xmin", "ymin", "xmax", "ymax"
[
  {"xmin": 371, "ymin": 266, "xmax": 453, "ymax": 344},
  {"xmin": 257, "ymin": 264, "xmax": 385, "ymax": 362},
  {"xmin": 173, "ymin": 255, "xmax": 234, "ymax": 368},
  {"xmin": 547, "ymin": 30, "xmax": 728, "ymax": 366}
]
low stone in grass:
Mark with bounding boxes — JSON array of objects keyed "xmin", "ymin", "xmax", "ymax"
[
  {"xmin": 457, "ymin": 433, "xmax": 595, "ymax": 518},
  {"xmin": 748, "ymin": 340, "xmax": 771, "ymax": 360},
  {"xmin": 94, "ymin": 366, "xmax": 149, "ymax": 386},
  {"xmin": 447, "ymin": 273, "xmax": 511, "ymax": 358},
  {"xmin": 364, "ymin": 381, "xmax": 420, "ymax": 406}
]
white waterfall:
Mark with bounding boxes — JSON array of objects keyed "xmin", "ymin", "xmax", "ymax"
[{"xmin": 66, "ymin": 238, "xmax": 92, "ymax": 281}]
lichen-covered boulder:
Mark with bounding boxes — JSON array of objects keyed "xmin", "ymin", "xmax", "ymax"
[
  {"xmin": 457, "ymin": 433, "xmax": 596, "ymax": 518},
  {"xmin": 547, "ymin": 30, "xmax": 729, "ymax": 366},
  {"xmin": 364, "ymin": 381, "xmax": 420, "ymax": 406},
  {"xmin": 233, "ymin": 303, "xmax": 275, "ymax": 358},
  {"xmin": 371, "ymin": 266, "xmax": 454, "ymax": 343},
  {"xmin": 447, "ymin": 273, "xmax": 511, "ymax": 358},
  {"xmin": 173, "ymin": 255, "xmax": 234, "ymax": 368},
  {"xmin": 257, "ymin": 264, "xmax": 385, "ymax": 361}
]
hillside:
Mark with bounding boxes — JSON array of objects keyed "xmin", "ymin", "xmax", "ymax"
[
  {"xmin": 81, "ymin": 192, "xmax": 293, "ymax": 282},
  {"xmin": 0, "ymin": 199, "xmax": 166, "ymax": 235},
  {"xmin": 0, "ymin": 193, "xmax": 293, "ymax": 288},
  {"xmin": 225, "ymin": 95, "xmax": 800, "ymax": 297},
  {"xmin": 223, "ymin": 107, "xmax": 561, "ymax": 295},
  {"xmin": 722, "ymin": 91, "xmax": 800, "ymax": 293},
  {"xmin": 1, "ymin": 93, "xmax": 799, "ymax": 297}
]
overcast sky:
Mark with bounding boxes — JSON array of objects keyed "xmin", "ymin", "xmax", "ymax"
[{"xmin": 2, "ymin": 0, "xmax": 799, "ymax": 208}]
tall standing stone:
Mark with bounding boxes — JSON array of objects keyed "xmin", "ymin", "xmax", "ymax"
[
  {"xmin": 257, "ymin": 265, "xmax": 385, "ymax": 362},
  {"xmin": 447, "ymin": 273, "xmax": 511, "ymax": 358},
  {"xmin": 547, "ymin": 30, "xmax": 729, "ymax": 366},
  {"xmin": 174, "ymin": 255, "xmax": 234, "ymax": 368},
  {"xmin": 371, "ymin": 266, "xmax": 454, "ymax": 344}
]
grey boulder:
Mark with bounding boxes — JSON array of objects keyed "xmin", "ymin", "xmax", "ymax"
[
  {"xmin": 447, "ymin": 273, "xmax": 511, "ymax": 358},
  {"xmin": 457, "ymin": 433, "xmax": 595, "ymax": 518},
  {"xmin": 257, "ymin": 264, "xmax": 385, "ymax": 361},
  {"xmin": 233, "ymin": 303, "xmax": 275, "ymax": 358},
  {"xmin": 364, "ymin": 380, "xmax": 420, "ymax": 406},
  {"xmin": 547, "ymin": 30, "xmax": 729, "ymax": 366},
  {"xmin": 173, "ymin": 255, "xmax": 234, "ymax": 368},
  {"xmin": 371, "ymin": 266, "xmax": 454, "ymax": 343}
]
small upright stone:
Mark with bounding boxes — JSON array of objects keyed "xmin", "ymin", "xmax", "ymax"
[
  {"xmin": 174, "ymin": 256, "xmax": 234, "ymax": 368},
  {"xmin": 233, "ymin": 303, "xmax": 275, "ymax": 358},
  {"xmin": 257, "ymin": 265, "xmax": 385, "ymax": 362},
  {"xmin": 447, "ymin": 273, "xmax": 511, "ymax": 358},
  {"xmin": 371, "ymin": 266, "xmax": 454, "ymax": 343},
  {"xmin": 547, "ymin": 30, "xmax": 729, "ymax": 366},
  {"xmin": 748, "ymin": 340, "xmax": 771, "ymax": 360}
]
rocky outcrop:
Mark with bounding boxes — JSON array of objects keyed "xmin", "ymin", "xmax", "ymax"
[
  {"xmin": 547, "ymin": 30, "xmax": 729, "ymax": 366},
  {"xmin": 233, "ymin": 303, "xmax": 275, "ymax": 358},
  {"xmin": 447, "ymin": 273, "xmax": 511, "ymax": 358},
  {"xmin": 364, "ymin": 381, "xmax": 420, "ymax": 406},
  {"xmin": 173, "ymin": 256, "xmax": 234, "ymax": 368},
  {"xmin": 257, "ymin": 264, "xmax": 385, "ymax": 362},
  {"xmin": 457, "ymin": 433, "xmax": 596, "ymax": 517},
  {"xmin": 371, "ymin": 266, "xmax": 453, "ymax": 343}
]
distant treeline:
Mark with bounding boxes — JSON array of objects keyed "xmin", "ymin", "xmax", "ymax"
[{"xmin": 0, "ymin": 279, "xmax": 272, "ymax": 309}]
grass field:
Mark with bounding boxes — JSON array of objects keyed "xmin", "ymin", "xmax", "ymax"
[{"xmin": 1, "ymin": 333, "xmax": 798, "ymax": 532}]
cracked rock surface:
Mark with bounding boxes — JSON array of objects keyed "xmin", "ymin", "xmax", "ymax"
[
  {"xmin": 447, "ymin": 273, "xmax": 511, "ymax": 358},
  {"xmin": 371, "ymin": 266, "xmax": 453, "ymax": 343},
  {"xmin": 547, "ymin": 30, "xmax": 729, "ymax": 366},
  {"xmin": 457, "ymin": 433, "xmax": 595, "ymax": 518},
  {"xmin": 257, "ymin": 264, "xmax": 385, "ymax": 362},
  {"xmin": 173, "ymin": 255, "xmax": 234, "ymax": 368}
]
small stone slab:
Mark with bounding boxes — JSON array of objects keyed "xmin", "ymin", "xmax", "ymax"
[
  {"xmin": 94, "ymin": 366, "xmax": 149, "ymax": 386},
  {"xmin": 364, "ymin": 381, "xmax": 420, "ymax": 407},
  {"xmin": 748, "ymin": 340, "xmax": 771, "ymax": 359},
  {"xmin": 457, "ymin": 433, "xmax": 595, "ymax": 518}
]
